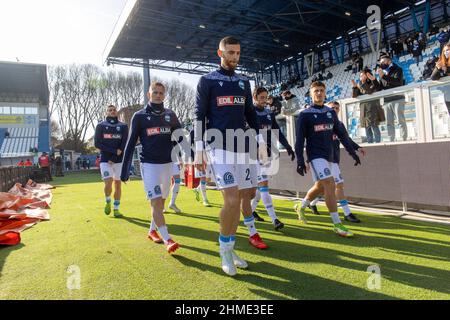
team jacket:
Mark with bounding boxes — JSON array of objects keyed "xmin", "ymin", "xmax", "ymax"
[
  {"xmin": 120, "ymin": 103, "xmax": 181, "ymax": 181},
  {"xmin": 295, "ymin": 104, "xmax": 357, "ymax": 165},
  {"xmin": 94, "ymin": 116, "xmax": 128, "ymax": 163},
  {"xmin": 255, "ymin": 105, "xmax": 292, "ymax": 156},
  {"xmin": 194, "ymin": 66, "xmax": 259, "ymax": 152},
  {"xmin": 332, "ymin": 121, "xmax": 360, "ymax": 164}
]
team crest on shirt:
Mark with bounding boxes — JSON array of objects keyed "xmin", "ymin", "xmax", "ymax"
[
  {"xmin": 238, "ymin": 80, "xmax": 245, "ymax": 90},
  {"xmin": 219, "ymin": 81, "xmax": 223, "ymax": 87},
  {"xmin": 106, "ymin": 126, "xmax": 109, "ymax": 130},
  {"xmin": 267, "ymin": 114, "xmax": 271, "ymax": 120},
  {"xmin": 327, "ymin": 112, "xmax": 332, "ymax": 119},
  {"xmin": 154, "ymin": 185, "xmax": 162, "ymax": 195},
  {"xmin": 223, "ymin": 172, "xmax": 235, "ymax": 185},
  {"xmin": 314, "ymin": 115, "xmax": 317, "ymax": 118},
  {"xmin": 164, "ymin": 114, "xmax": 171, "ymax": 123},
  {"xmin": 116, "ymin": 126, "xmax": 120, "ymax": 131}
]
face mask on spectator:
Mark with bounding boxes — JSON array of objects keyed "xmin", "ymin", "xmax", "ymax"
[{"xmin": 380, "ymin": 63, "xmax": 389, "ymax": 70}]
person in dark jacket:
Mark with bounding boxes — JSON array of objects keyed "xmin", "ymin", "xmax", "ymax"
[
  {"xmin": 351, "ymin": 70, "xmax": 385, "ymax": 143},
  {"xmin": 377, "ymin": 55, "xmax": 407, "ymax": 141}
]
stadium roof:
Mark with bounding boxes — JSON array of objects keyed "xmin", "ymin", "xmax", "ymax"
[
  {"xmin": 0, "ymin": 61, "xmax": 49, "ymax": 105},
  {"xmin": 104, "ymin": 0, "xmax": 421, "ymax": 76}
]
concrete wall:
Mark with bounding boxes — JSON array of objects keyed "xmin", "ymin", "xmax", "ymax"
[{"xmin": 269, "ymin": 141, "xmax": 450, "ymax": 208}]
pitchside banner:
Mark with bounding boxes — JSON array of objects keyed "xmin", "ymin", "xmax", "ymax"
[{"xmin": 0, "ymin": 115, "xmax": 38, "ymax": 127}]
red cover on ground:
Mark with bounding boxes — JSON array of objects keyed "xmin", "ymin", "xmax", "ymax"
[{"xmin": 0, "ymin": 180, "xmax": 53, "ymax": 246}]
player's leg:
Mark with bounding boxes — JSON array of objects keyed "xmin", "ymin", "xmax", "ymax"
[
  {"xmin": 168, "ymin": 163, "xmax": 181, "ymax": 213},
  {"xmin": 207, "ymin": 148, "xmax": 241, "ymax": 276},
  {"xmin": 259, "ymin": 180, "xmax": 284, "ymax": 230},
  {"xmin": 100, "ymin": 162, "xmax": 113, "ymax": 215},
  {"xmin": 331, "ymin": 163, "xmax": 360, "ymax": 223},
  {"xmin": 240, "ymin": 187, "xmax": 268, "ymax": 249},
  {"xmin": 112, "ymin": 163, "xmax": 123, "ymax": 217},
  {"xmin": 250, "ymin": 187, "xmax": 263, "ymax": 220},
  {"xmin": 143, "ymin": 163, "xmax": 179, "ymax": 252},
  {"xmin": 319, "ymin": 170, "xmax": 353, "ymax": 237}
]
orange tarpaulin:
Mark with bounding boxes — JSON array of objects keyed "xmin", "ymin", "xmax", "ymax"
[{"xmin": 0, "ymin": 179, "xmax": 53, "ymax": 246}]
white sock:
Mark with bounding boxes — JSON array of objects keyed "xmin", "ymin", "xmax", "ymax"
[
  {"xmin": 200, "ymin": 181, "xmax": 208, "ymax": 201},
  {"xmin": 339, "ymin": 199, "xmax": 352, "ymax": 216},
  {"xmin": 244, "ymin": 215, "xmax": 258, "ymax": 237},
  {"xmin": 113, "ymin": 200, "xmax": 120, "ymax": 210},
  {"xmin": 149, "ymin": 220, "xmax": 156, "ymax": 232},
  {"xmin": 158, "ymin": 225, "xmax": 171, "ymax": 242},
  {"xmin": 310, "ymin": 197, "xmax": 320, "ymax": 206},
  {"xmin": 260, "ymin": 187, "xmax": 277, "ymax": 222},
  {"xmin": 330, "ymin": 212, "xmax": 341, "ymax": 224},
  {"xmin": 251, "ymin": 189, "xmax": 261, "ymax": 212},
  {"xmin": 169, "ymin": 179, "xmax": 180, "ymax": 206},
  {"xmin": 219, "ymin": 234, "xmax": 233, "ymax": 251},
  {"xmin": 301, "ymin": 198, "xmax": 311, "ymax": 209},
  {"xmin": 105, "ymin": 196, "xmax": 111, "ymax": 203}
]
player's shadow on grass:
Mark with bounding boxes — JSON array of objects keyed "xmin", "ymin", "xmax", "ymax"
[
  {"xmin": 169, "ymin": 223, "xmax": 450, "ymax": 295},
  {"xmin": 174, "ymin": 244, "xmax": 395, "ymax": 300},
  {"xmin": 0, "ymin": 243, "xmax": 25, "ymax": 277}
]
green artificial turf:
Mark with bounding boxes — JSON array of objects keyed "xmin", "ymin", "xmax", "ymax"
[{"xmin": 1, "ymin": 171, "xmax": 449, "ymax": 300}]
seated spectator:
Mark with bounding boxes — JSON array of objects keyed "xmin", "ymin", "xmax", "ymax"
[
  {"xmin": 431, "ymin": 43, "xmax": 450, "ymax": 80},
  {"xmin": 326, "ymin": 71, "xmax": 333, "ymax": 80},
  {"xmin": 422, "ymin": 56, "xmax": 438, "ymax": 80},
  {"xmin": 24, "ymin": 159, "xmax": 33, "ymax": 166},
  {"xmin": 17, "ymin": 159, "xmax": 25, "ymax": 166},
  {"xmin": 317, "ymin": 73, "xmax": 324, "ymax": 81},
  {"xmin": 281, "ymin": 90, "xmax": 301, "ymax": 115},
  {"xmin": 268, "ymin": 95, "xmax": 282, "ymax": 115},
  {"xmin": 430, "ymin": 24, "xmax": 439, "ymax": 36},
  {"xmin": 438, "ymin": 28, "xmax": 450, "ymax": 49},
  {"xmin": 351, "ymin": 70, "xmax": 385, "ymax": 143}
]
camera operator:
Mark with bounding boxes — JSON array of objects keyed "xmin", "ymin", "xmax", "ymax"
[{"xmin": 376, "ymin": 54, "xmax": 407, "ymax": 142}]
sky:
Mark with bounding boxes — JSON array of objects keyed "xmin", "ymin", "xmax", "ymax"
[{"xmin": 0, "ymin": 0, "xmax": 201, "ymax": 87}]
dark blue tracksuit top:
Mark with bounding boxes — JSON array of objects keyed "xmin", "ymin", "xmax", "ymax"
[
  {"xmin": 295, "ymin": 104, "xmax": 357, "ymax": 165},
  {"xmin": 194, "ymin": 66, "xmax": 259, "ymax": 152},
  {"xmin": 255, "ymin": 105, "xmax": 292, "ymax": 156},
  {"xmin": 332, "ymin": 121, "xmax": 360, "ymax": 164},
  {"xmin": 120, "ymin": 103, "xmax": 181, "ymax": 181},
  {"xmin": 94, "ymin": 116, "xmax": 128, "ymax": 163}
]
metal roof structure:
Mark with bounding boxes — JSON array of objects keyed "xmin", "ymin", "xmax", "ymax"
[
  {"xmin": 104, "ymin": 0, "xmax": 427, "ymax": 76},
  {"xmin": 0, "ymin": 61, "xmax": 49, "ymax": 105}
]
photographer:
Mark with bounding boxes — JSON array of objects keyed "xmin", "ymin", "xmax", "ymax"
[
  {"xmin": 377, "ymin": 54, "xmax": 407, "ymax": 142},
  {"xmin": 351, "ymin": 69, "xmax": 385, "ymax": 143}
]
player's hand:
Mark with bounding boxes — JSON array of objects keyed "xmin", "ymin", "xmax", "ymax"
[
  {"xmin": 108, "ymin": 160, "xmax": 114, "ymax": 165},
  {"xmin": 117, "ymin": 149, "xmax": 122, "ymax": 156},
  {"xmin": 194, "ymin": 151, "xmax": 206, "ymax": 171},
  {"xmin": 352, "ymin": 153, "xmax": 361, "ymax": 166},
  {"xmin": 436, "ymin": 61, "xmax": 443, "ymax": 70},
  {"xmin": 351, "ymin": 79, "xmax": 357, "ymax": 87},
  {"xmin": 366, "ymin": 73, "xmax": 376, "ymax": 81},
  {"xmin": 286, "ymin": 147, "xmax": 295, "ymax": 161},
  {"xmin": 358, "ymin": 147, "xmax": 366, "ymax": 157},
  {"xmin": 296, "ymin": 162, "xmax": 307, "ymax": 176},
  {"xmin": 258, "ymin": 143, "xmax": 269, "ymax": 166}
]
